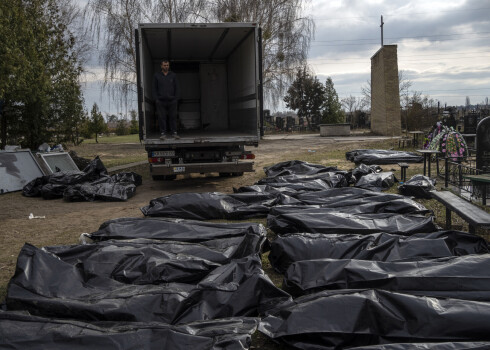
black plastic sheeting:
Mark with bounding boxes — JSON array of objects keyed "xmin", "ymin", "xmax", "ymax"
[
  {"xmin": 283, "ymin": 255, "xmax": 490, "ymax": 299},
  {"xmin": 268, "ymin": 210, "xmax": 436, "ymax": 235},
  {"xmin": 46, "ymin": 242, "xmax": 221, "ymax": 284},
  {"xmin": 289, "ymin": 187, "xmax": 412, "ymax": 205},
  {"xmin": 256, "ymin": 171, "xmax": 349, "ymax": 188},
  {"xmin": 0, "ymin": 311, "xmax": 258, "ymax": 350},
  {"xmin": 1, "ymin": 218, "xmax": 280, "ymax": 348},
  {"xmin": 269, "ymin": 197, "xmax": 428, "ymax": 216},
  {"xmin": 355, "ymin": 172, "xmax": 397, "ymax": 191},
  {"xmin": 268, "ymin": 230, "xmax": 489, "ymax": 274},
  {"xmin": 46, "ymin": 225, "xmax": 268, "ymax": 285},
  {"xmin": 140, "ymin": 192, "xmax": 278, "ymax": 219},
  {"xmin": 350, "ymin": 164, "xmax": 382, "ymax": 182},
  {"xmin": 236, "ymin": 160, "xmax": 352, "ymax": 196},
  {"xmin": 237, "ymin": 187, "xmax": 429, "ymax": 214},
  {"xmin": 348, "ymin": 342, "xmax": 490, "ymax": 350},
  {"xmin": 22, "ymin": 156, "xmax": 107, "ymax": 198},
  {"xmin": 10, "ymin": 156, "xmax": 490, "ymax": 349},
  {"xmin": 139, "ymin": 162, "xmax": 419, "ymax": 221},
  {"xmin": 5, "ymin": 244, "xmax": 290, "ymax": 324},
  {"xmin": 63, "ymin": 172, "xmax": 142, "ymax": 202},
  {"xmin": 398, "ymin": 174, "xmax": 436, "ymax": 199},
  {"xmin": 346, "ymin": 149, "xmax": 423, "ymax": 165},
  {"xmin": 259, "ymin": 289, "xmax": 490, "ymax": 349},
  {"xmin": 22, "ymin": 156, "xmax": 142, "ymax": 201},
  {"xmin": 263, "ymin": 160, "xmax": 340, "ymax": 177},
  {"xmin": 86, "ymin": 217, "xmax": 268, "ymax": 245},
  {"xmin": 234, "ymin": 180, "xmax": 334, "ymax": 193}
]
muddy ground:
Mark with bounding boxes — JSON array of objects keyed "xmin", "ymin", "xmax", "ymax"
[{"xmin": 0, "ymin": 133, "xmax": 438, "ymax": 298}]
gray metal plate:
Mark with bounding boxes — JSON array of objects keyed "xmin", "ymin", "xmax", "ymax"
[
  {"xmin": 36, "ymin": 152, "xmax": 79, "ymax": 174},
  {"xmin": 0, "ymin": 150, "xmax": 45, "ymax": 194}
]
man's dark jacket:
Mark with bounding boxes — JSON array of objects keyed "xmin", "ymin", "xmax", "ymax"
[{"xmin": 152, "ymin": 71, "xmax": 179, "ymax": 103}]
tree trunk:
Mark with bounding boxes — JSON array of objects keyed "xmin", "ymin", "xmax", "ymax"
[{"xmin": 0, "ymin": 104, "xmax": 6, "ymax": 149}]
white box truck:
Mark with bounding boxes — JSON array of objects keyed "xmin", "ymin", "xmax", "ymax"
[{"xmin": 135, "ymin": 23, "xmax": 263, "ymax": 180}]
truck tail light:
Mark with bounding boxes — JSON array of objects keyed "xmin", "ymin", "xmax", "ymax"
[
  {"xmin": 149, "ymin": 157, "xmax": 163, "ymax": 163},
  {"xmin": 240, "ymin": 154, "xmax": 255, "ymax": 160}
]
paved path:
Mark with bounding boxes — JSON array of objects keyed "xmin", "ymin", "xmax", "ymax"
[{"xmin": 262, "ymin": 133, "xmax": 397, "ymax": 142}]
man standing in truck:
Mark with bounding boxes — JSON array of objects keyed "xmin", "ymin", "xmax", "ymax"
[{"xmin": 152, "ymin": 60, "xmax": 180, "ymax": 140}]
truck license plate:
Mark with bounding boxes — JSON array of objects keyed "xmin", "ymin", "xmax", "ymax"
[
  {"xmin": 152, "ymin": 150, "xmax": 175, "ymax": 157},
  {"xmin": 173, "ymin": 166, "xmax": 185, "ymax": 173}
]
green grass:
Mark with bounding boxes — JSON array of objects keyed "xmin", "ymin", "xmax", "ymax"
[
  {"xmin": 103, "ymin": 155, "xmax": 148, "ymax": 168},
  {"xmin": 69, "ymin": 136, "xmax": 147, "ymax": 169},
  {"xmin": 83, "ymin": 134, "xmax": 140, "ymax": 144}
]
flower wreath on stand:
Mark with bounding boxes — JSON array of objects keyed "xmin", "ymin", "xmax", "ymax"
[
  {"xmin": 424, "ymin": 121, "xmax": 442, "ymax": 149},
  {"xmin": 425, "ymin": 123, "xmax": 467, "ymax": 161}
]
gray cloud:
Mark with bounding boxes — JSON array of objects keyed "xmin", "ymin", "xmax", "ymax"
[
  {"xmin": 303, "ymin": 0, "xmax": 490, "ymax": 108},
  {"xmin": 80, "ymin": 0, "xmax": 489, "ymax": 112},
  {"xmin": 309, "ymin": 0, "xmax": 490, "ymax": 56}
]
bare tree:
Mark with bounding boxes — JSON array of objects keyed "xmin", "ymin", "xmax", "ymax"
[
  {"xmin": 83, "ymin": 0, "xmax": 207, "ymax": 105},
  {"xmin": 342, "ymin": 95, "xmax": 368, "ymax": 127},
  {"xmin": 341, "ymin": 95, "xmax": 358, "ymax": 121},
  {"xmin": 361, "ymin": 69, "xmax": 413, "ymax": 110},
  {"xmin": 58, "ymin": 0, "xmax": 92, "ymax": 65},
  {"xmin": 360, "ymin": 80, "xmax": 371, "ymax": 111},
  {"xmin": 398, "ymin": 70, "xmax": 413, "ymax": 109},
  {"xmin": 83, "ymin": 0, "xmax": 313, "ymax": 108},
  {"xmin": 207, "ymin": 0, "xmax": 314, "ymax": 108}
]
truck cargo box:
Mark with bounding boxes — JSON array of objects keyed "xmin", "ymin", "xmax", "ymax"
[
  {"xmin": 135, "ymin": 23, "xmax": 262, "ymax": 179},
  {"xmin": 136, "ymin": 23, "xmax": 261, "ymax": 147}
]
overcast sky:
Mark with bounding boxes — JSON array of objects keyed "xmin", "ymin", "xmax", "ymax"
[
  {"xmin": 307, "ymin": 0, "xmax": 490, "ymax": 108},
  {"xmin": 81, "ymin": 0, "xmax": 490, "ymax": 116}
]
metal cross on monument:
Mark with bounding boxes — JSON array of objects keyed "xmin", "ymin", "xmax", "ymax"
[{"xmin": 380, "ymin": 15, "xmax": 384, "ymax": 47}]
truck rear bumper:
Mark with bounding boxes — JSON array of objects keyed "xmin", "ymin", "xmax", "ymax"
[
  {"xmin": 144, "ymin": 135, "xmax": 259, "ymax": 148},
  {"xmin": 150, "ymin": 161, "xmax": 254, "ymax": 175}
]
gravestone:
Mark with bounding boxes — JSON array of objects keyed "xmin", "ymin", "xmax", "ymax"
[
  {"xmin": 286, "ymin": 116, "xmax": 295, "ymax": 131},
  {"xmin": 476, "ymin": 116, "xmax": 490, "ymax": 172},
  {"xmin": 264, "ymin": 110, "xmax": 272, "ymax": 124},
  {"xmin": 464, "ymin": 110, "xmax": 480, "ymax": 134},
  {"xmin": 275, "ymin": 117, "xmax": 284, "ymax": 130}
]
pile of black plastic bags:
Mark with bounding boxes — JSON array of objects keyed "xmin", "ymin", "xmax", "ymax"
[
  {"xmin": 3, "ymin": 158, "xmax": 490, "ymax": 349},
  {"xmin": 22, "ymin": 156, "xmax": 142, "ymax": 201}
]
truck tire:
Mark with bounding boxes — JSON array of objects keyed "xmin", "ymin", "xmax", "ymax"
[{"xmin": 152, "ymin": 175, "xmax": 177, "ymax": 181}]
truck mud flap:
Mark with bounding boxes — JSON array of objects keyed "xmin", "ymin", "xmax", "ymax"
[{"xmin": 150, "ymin": 161, "xmax": 254, "ymax": 176}]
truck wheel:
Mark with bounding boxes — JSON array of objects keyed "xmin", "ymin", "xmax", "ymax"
[{"xmin": 152, "ymin": 175, "xmax": 177, "ymax": 181}]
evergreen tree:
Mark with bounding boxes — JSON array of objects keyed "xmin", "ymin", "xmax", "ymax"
[
  {"xmin": 322, "ymin": 77, "xmax": 344, "ymax": 124},
  {"xmin": 90, "ymin": 103, "xmax": 106, "ymax": 143},
  {"xmin": 284, "ymin": 66, "xmax": 325, "ymax": 130},
  {"xmin": 0, "ymin": 0, "xmax": 84, "ymax": 149},
  {"xmin": 115, "ymin": 119, "xmax": 130, "ymax": 136},
  {"xmin": 129, "ymin": 109, "xmax": 139, "ymax": 134}
]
